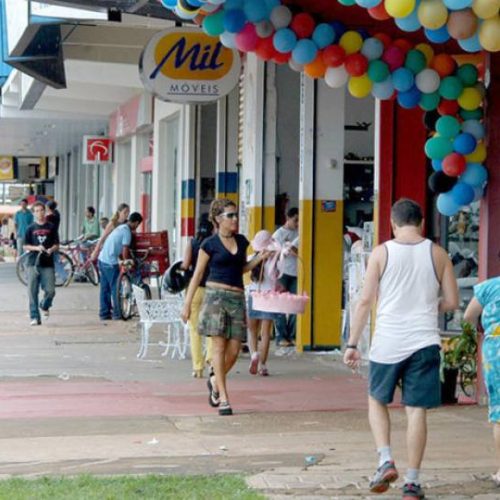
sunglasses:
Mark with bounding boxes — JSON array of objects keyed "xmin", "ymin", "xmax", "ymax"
[{"xmin": 221, "ymin": 212, "xmax": 238, "ymax": 220}]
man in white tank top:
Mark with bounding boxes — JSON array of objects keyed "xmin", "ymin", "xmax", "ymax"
[{"xmin": 343, "ymin": 199, "xmax": 458, "ymax": 500}]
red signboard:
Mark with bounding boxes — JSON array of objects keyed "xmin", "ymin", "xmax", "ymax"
[{"xmin": 83, "ymin": 136, "xmax": 113, "ymax": 164}]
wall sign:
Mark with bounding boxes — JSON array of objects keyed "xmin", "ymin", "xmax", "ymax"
[
  {"xmin": 0, "ymin": 156, "xmax": 15, "ymax": 181},
  {"xmin": 83, "ymin": 136, "xmax": 113, "ymax": 164},
  {"xmin": 139, "ymin": 28, "xmax": 241, "ymax": 103}
]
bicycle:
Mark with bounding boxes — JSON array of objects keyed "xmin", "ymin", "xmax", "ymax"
[
  {"xmin": 16, "ymin": 250, "xmax": 73, "ymax": 287},
  {"xmin": 60, "ymin": 239, "xmax": 99, "ymax": 286},
  {"xmin": 115, "ymin": 250, "xmax": 154, "ymax": 321}
]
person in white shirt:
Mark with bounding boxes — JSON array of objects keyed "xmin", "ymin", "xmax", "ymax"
[
  {"xmin": 344, "ymin": 198, "xmax": 458, "ymax": 500},
  {"xmin": 272, "ymin": 208, "xmax": 299, "ymax": 347}
]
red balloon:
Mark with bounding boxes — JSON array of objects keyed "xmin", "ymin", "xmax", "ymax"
[
  {"xmin": 382, "ymin": 46, "xmax": 405, "ymax": 71},
  {"xmin": 322, "ymin": 44, "xmax": 346, "ymax": 67},
  {"xmin": 393, "ymin": 38, "xmax": 413, "ymax": 54},
  {"xmin": 438, "ymin": 99, "xmax": 459, "ymax": 116},
  {"xmin": 290, "ymin": 13, "xmax": 316, "ymax": 39},
  {"xmin": 256, "ymin": 36, "xmax": 276, "ymax": 61},
  {"xmin": 345, "ymin": 53, "xmax": 368, "ymax": 77},
  {"xmin": 442, "ymin": 153, "xmax": 466, "ymax": 177},
  {"xmin": 273, "ymin": 51, "xmax": 291, "ymax": 64},
  {"xmin": 368, "ymin": 4, "xmax": 390, "ymax": 21},
  {"xmin": 374, "ymin": 33, "xmax": 392, "ymax": 49}
]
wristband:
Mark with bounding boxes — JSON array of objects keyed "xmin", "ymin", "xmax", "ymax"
[{"xmin": 346, "ymin": 344, "xmax": 358, "ymax": 350}]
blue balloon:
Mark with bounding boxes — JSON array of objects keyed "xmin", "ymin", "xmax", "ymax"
[
  {"xmin": 451, "ymin": 182, "xmax": 475, "ymax": 206},
  {"xmin": 292, "ymin": 39, "xmax": 318, "ymax": 65},
  {"xmin": 372, "ymin": 77, "xmax": 395, "ymax": 100},
  {"xmin": 356, "ymin": 0, "xmax": 382, "ymax": 7},
  {"xmin": 398, "ymin": 86, "xmax": 421, "ymax": 109},
  {"xmin": 432, "ymin": 159, "xmax": 443, "ymax": 172},
  {"xmin": 312, "ymin": 24, "xmax": 335, "ymax": 49},
  {"xmin": 223, "ymin": 9, "xmax": 247, "ymax": 33},
  {"xmin": 225, "ymin": 0, "xmax": 244, "ymax": 9},
  {"xmin": 458, "ymin": 33, "xmax": 481, "ymax": 53},
  {"xmin": 329, "ymin": 21, "xmax": 346, "ymax": 43},
  {"xmin": 443, "ymin": 0, "xmax": 473, "ymax": 9},
  {"xmin": 392, "ymin": 68, "xmax": 415, "ymax": 92},
  {"xmin": 453, "ymin": 133, "xmax": 477, "ymax": 155},
  {"xmin": 460, "ymin": 163, "xmax": 488, "ymax": 187},
  {"xmin": 244, "ymin": 0, "xmax": 269, "ymax": 23},
  {"xmin": 462, "ymin": 120, "xmax": 485, "ymax": 141},
  {"xmin": 361, "ymin": 38, "xmax": 384, "ymax": 60},
  {"xmin": 161, "ymin": 0, "xmax": 177, "ymax": 8},
  {"xmin": 395, "ymin": 9, "xmax": 421, "ymax": 33},
  {"xmin": 265, "ymin": 0, "xmax": 280, "ymax": 9},
  {"xmin": 357, "ymin": 28, "xmax": 370, "ymax": 41},
  {"xmin": 437, "ymin": 193, "xmax": 460, "ymax": 216},
  {"xmin": 273, "ymin": 28, "xmax": 297, "ymax": 53},
  {"xmin": 425, "ymin": 25, "xmax": 450, "ymax": 43},
  {"xmin": 220, "ymin": 31, "xmax": 238, "ymax": 48}
]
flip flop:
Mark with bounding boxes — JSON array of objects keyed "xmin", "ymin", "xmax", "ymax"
[{"xmin": 207, "ymin": 376, "xmax": 220, "ymax": 407}]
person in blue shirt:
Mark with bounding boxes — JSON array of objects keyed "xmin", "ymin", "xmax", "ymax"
[
  {"xmin": 97, "ymin": 212, "xmax": 143, "ymax": 321},
  {"xmin": 14, "ymin": 199, "xmax": 34, "ymax": 258},
  {"xmin": 464, "ymin": 276, "xmax": 500, "ymax": 486}
]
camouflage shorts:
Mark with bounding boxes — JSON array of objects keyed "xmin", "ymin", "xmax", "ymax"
[{"xmin": 198, "ymin": 287, "xmax": 247, "ymax": 342}]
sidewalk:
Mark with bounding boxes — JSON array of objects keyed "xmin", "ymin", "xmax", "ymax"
[{"xmin": 0, "ymin": 263, "xmax": 498, "ymax": 498}]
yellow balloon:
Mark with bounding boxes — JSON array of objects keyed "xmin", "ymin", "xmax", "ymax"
[
  {"xmin": 466, "ymin": 142, "xmax": 487, "ymax": 163},
  {"xmin": 479, "ymin": 16, "xmax": 500, "ymax": 52},
  {"xmin": 339, "ymin": 31, "xmax": 363, "ymax": 55},
  {"xmin": 348, "ymin": 75, "xmax": 372, "ymax": 98},
  {"xmin": 415, "ymin": 43, "xmax": 434, "ymax": 65},
  {"xmin": 472, "ymin": 0, "xmax": 500, "ymax": 20},
  {"xmin": 418, "ymin": 0, "xmax": 449, "ymax": 30},
  {"xmin": 385, "ymin": 0, "xmax": 416, "ymax": 18},
  {"xmin": 458, "ymin": 87, "xmax": 483, "ymax": 110}
]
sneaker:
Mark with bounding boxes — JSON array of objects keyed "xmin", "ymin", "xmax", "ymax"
[
  {"xmin": 30, "ymin": 319, "xmax": 41, "ymax": 326},
  {"xmin": 369, "ymin": 461, "xmax": 399, "ymax": 494},
  {"xmin": 249, "ymin": 353, "xmax": 259, "ymax": 375},
  {"xmin": 259, "ymin": 365, "xmax": 269, "ymax": 376},
  {"xmin": 41, "ymin": 309, "xmax": 49, "ymax": 319},
  {"xmin": 402, "ymin": 482, "xmax": 425, "ymax": 499},
  {"xmin": 218, "ymin": 402, "xmax": 233, "ymax": 416}
]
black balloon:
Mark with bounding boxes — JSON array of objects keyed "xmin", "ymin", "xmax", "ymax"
[
  {"xmin": 428, "ymin": 171, "xmax": 458, "ymax": 194},
  {"xmin": 423, "ymin": 110, "xmax": 440, "ymax": 131}
]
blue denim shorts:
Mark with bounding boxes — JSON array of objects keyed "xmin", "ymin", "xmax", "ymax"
[
  {"xmin": 369, "ymin": 345, "xmax": 441, "ymax": 409},
  {"xmin": 247, "ymin": 294, "xmax": 278, "ymax": 321}
]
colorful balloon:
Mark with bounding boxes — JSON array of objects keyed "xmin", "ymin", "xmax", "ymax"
[{"xmin": 442, "ymin": 152, "xmax": 467, "ymax": 176}]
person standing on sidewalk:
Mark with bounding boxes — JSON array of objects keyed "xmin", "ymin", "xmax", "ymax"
[
  {"xmin": 273, "ymin": 208, "xmax": 299, "ymax": 347},
  {"xmin": 14, "ymin": 199, "xmax": 33, "ymax": 258},
  {"xmin": 343, "ymin": 199, "xmax": 458, "ymax": 500},
  {"xmin": 23, "ymin": 201, "xmax": 59, "ymax": 326},
  {"xmin": 181, "ymin": 217, "xmax": 214, "ymax": 378},
  {"xmin": 97, "ymin": 212, "xmax": 143, "ymax": 321},
  {"xmin": 464, "ymin": 276, "xmax": 500, "ymax": 486},
  {"xmin": 181, "ymin": 199, "xmax": 268, "ymax": 416},
  {"xmin": 45, "ymin": 200, "xmax": 61, "ymax": 233},
  {"xmin": 91, "ymin": 203, "xmax": 130, "ymax": 261},
  {"xmin": 79, "ymin": 206, "xmax": 100, "ymax": 241}
]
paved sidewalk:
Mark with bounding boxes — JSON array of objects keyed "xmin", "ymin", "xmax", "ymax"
[{"xmin": 0, "ymin": 263, "xmax": 498, "ymax": 498}]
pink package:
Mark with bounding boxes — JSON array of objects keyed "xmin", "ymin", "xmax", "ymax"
[{"xmin": 251, "ymin": 291, "xmax": 309, "ymax": 314}]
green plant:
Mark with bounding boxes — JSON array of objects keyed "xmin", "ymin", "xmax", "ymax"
[{"xmin": 441, "ymin": 322, "xmax": 478, "ymax": 397}]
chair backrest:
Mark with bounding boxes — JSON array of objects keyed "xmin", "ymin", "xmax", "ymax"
[{"xmin": 133, "ymin": 287, "xmax": 185, "ymax": 324}]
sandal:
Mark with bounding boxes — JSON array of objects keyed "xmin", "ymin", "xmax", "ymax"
[
  {"xmin": 259, "ymin": 366, "xmax": 269, "ymax": 376},
  {"xmin": 207, "ymin": 376, "xmax": 220, "ymax": 407},
  {"xmin": 218, "ymin": 401, "xmax": 233, "ymax": 416}
]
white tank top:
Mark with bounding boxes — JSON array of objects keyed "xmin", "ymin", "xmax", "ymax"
[{"xmin": 370, "ymin": 239, "xmax": 441, "ymax": 364}]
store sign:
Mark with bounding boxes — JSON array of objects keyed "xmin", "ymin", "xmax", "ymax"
[
  {"xmin": 83, "ymin": 137, "xmax": 113, "ymax": 165},
  {"xmin": 139, "ymin": 28, "xmax": 241, "ymax": 103},
  {"xmin": 0, "ymin": 156, "xmax": 15, "ymax": 181}
]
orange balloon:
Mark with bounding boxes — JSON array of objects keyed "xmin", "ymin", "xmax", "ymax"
[
  {"xmin": 304, "ymin": 55, "xmax": 327, "ymax": 79},
  {"xmin": 431, "ymin": 53, "xmax": 457, "ymax": 78},
  {"xmin": 374, "ymin": 32, "xmax": 392, "ymax": 49},
  {"xmin": 368, "ymin": 3, "xmax": 390, "ymax": 21}
]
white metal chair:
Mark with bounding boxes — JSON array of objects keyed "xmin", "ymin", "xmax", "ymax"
[{"xmin": 133, "ymin": 285, "xmax": 189, "ymax": 360}]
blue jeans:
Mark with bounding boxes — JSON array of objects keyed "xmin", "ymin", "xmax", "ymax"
[
  {"xmin": 27, "ymin": 266, "xmax": 55, "ymax": 321},
  {"xmin": 98, "ymin": 261, "xmax": 120, "ymax": 320},
  {"xmin": 275, "ymin": 274, "xmax": 297, "ymax": 344}
]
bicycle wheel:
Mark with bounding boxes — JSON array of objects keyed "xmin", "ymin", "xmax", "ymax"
[
  {"xmin": 54, "ymin": 252, "xmax": 74, "ymax": 287},
  {"xmin": 117, "ymin": 273, "xmax": 133, "ymax": 320},
  {"xmin": 84, "ymin": 260, "xmax": 99, "ymax": 286},
  {"xmin": 16, "ymin": 253, "xmax": 30, "ymax": 286}
]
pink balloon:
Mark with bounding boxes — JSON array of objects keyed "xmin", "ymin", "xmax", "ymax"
[
  {"xmin": 382, "ymin": 46, "xmax": 405, "ymax": 71},
  {"xmin": 235, "ymin": 23, "xmax": 259, "ymax": 52}
]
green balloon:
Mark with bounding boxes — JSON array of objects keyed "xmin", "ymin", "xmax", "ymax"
[
  {"xmin": 202, "ymin": 11, "xmax": 225, "ymax": 37},
  {"xmin": 338, "ymin": 0, "xmax": 356, "ymax": 5},
  {"xmin": 419, "ymin": 92, "xmax": 440, "ymax": 111},
  {"xmin": 405, "ymin": 50, "xmax": 427, "ymax": 75},
  {"xmin": 425, "ymin": 136, "xmax": 454, "ymax": 160},
  {"xmin": 436, "ymin": 116, "xmax": 461, "ymax": 139},
  {"xmin": 439, "ymin": 76, "xmax": 464, "ymax": 100},
  {"xmin": 368, "ymin": 60, "xmax": 390, "ymax": 83},
  {"xmin": 460, "ymin": 107, "xmax": 483, "ymax": 120},
  {"xmin": 457, "ymin": 64, "xmax": 479, "ymax": 88}
]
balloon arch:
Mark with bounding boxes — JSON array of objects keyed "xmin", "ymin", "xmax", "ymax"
[{"xmin": 160, "ymin": 0, "xmax": 499, "ymax": 216}]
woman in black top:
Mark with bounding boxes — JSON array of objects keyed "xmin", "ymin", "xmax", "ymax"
[
  {"xmin": 181, "ymin": 218, "xmax": 214, "ymax": 379},
  {"xmin": 182, "ymin": 199, "xmax": 268, "ymax": 416}
]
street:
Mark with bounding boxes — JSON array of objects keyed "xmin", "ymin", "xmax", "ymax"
[{"xmin": 0, "ymin": 262, "xmax": 497, "ymax": 498}]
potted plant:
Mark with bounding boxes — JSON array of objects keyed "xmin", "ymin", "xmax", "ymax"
[{"xmin": 440, "ymin": 322, "xmax": 478, "ymax": 404}]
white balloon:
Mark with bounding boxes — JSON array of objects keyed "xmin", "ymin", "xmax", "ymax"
[
  {"xmin": 415, "ymin": 68, "xmax": 441, "ymax": 93},
  {"xmin": 270, "ymin": 5, "xmax": 292, "ymax": 30},
  {"xmin": 220, "ymin": 31, "xmax": 237, "ymax": 48},
  {"xmin": 325, "ymin": 66, "xmax": 349, "ymax": 89}
]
